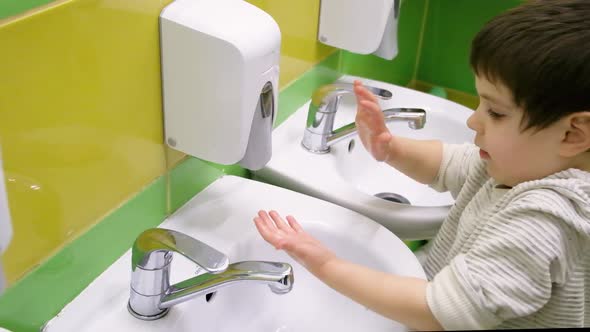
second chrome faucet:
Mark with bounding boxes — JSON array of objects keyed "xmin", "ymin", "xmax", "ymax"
[
  {"xmin": 301, "ymin": 82, "xmax": 427, "ymax": 153},
  {"xmin": 128, "ymin": 228, "xmax": 294, "ymax": 320}
]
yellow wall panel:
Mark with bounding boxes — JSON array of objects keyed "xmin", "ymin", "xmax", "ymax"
[
  {"xmin": 0, "ymin": 0, "xmax": 172, "ymax": 283},
  {"xmin": 0, "ymin": 0, "xmax": 334, "ymax": 284}
]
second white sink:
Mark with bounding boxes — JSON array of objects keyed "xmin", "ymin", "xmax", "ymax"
[{"xmin": 254, "ymin": 75, "xmax": 475, "ymax": 240}]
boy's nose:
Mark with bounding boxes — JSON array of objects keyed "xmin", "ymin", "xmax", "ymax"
[{"xmin": 466, "ymin": 109, "xmax": 482, "ymax": 133}]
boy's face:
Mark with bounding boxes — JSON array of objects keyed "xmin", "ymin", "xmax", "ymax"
[{"xmin": 467, "ymin": 75, "xmax": 567, "ymax": 187}]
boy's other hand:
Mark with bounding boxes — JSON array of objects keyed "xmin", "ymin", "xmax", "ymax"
[
  {"xmin": 253, "ymin": 210, "xmax": 336, "ymax": 275},
  {"xmin": 353, "ymin": 80, "xmax": 394, "ymax": 162}
]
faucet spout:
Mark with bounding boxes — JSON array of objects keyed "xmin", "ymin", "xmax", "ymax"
[
  {"xmin": 160, "ymin": 261, "xmax": 293, "ymax": 309},
  {"xmin": 326, "ymin": 108, "xmax": 427, "ymax": 148},
  {"xmin": 127, "ymin": 228, "xmax": 294, "ymax": 321}
]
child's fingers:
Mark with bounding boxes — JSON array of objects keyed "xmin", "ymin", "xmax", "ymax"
[
  {"xmin": 253, "ymin": 216, "xmax": 279, "ymax": 245},
  {"xmin": 257, "ymin": 210, "xmax": 280, "ymax": 232},
  {"xmin": 269, "ymin": 210, "xmax": 293, "ymax": 233},
  {"xmin": 353, "ymin": 81, "xmax": 378, "ymax": 103},
  {"xmin": 285, "ymin": 215, "xmax": 304, "ymax": 233},
  {"xmin": 359, "ymin": 99, "xmax": 381, "ymax": 114},
  {"xmin": 358, "ymin": 100, "xmax": 388, "ymax": 132}
]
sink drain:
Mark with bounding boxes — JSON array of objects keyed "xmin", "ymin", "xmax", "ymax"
[{"xmin": 374, "ymin": 192, "xmax": 411, "ymax": 205}]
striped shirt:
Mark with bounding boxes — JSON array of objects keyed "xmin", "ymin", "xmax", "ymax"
[{"xmin": 423, "ymin": 143, "xmax": 590, "ymax": 329}]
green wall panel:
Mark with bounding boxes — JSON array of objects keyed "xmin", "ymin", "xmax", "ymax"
[
  {"xmin": 417, "ymin": 0, "xmax": 522, "ymax": 95},
  {"xmin": 0, "ymin": 0, "xmax": 55, "ymax": 19}
]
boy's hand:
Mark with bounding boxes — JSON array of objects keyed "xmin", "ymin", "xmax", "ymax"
[
  {"xmin": 253, "ymin": 210, "xmax": 336, "ymax": 275},
  {"xmin": 353, "ymin": 80, "xmax": 395, "ymax": 162}
]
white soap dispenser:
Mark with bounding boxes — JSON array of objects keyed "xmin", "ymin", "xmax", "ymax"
[
  {"xmin": 0, "ymin": 146, "xmax": 12, "ymax": 294},
  {"xmin": 160, "ymin": 0, "xmax": 281, "ymax": 170},
  {"xmin": 318, "ymin": 0, "xmax": 401, "ymax": 60}
]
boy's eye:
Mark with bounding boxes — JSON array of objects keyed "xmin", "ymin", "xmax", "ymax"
[{"xmin": 486, "ymin": 109, "xmax": 505, "ymax": 119}]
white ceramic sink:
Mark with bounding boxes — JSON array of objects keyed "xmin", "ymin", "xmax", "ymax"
[
  {"xmin": 43, "ymin": 175, "xmax": 425, "ymax": 331},
  {"xmin": 253, "ymin": 75, "xmax": 475, "ymax": 240}
]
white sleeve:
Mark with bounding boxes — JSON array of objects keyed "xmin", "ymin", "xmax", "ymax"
[
  {"xmin": 426, "ymin": 207, "xmax": 566, "ymax": 329},
  {"xmin": 427, "ymin": 263, "xmax": 502, "ymax": 330},
  {"xmin": 429, "ymin": 143, "xmax": 480, "ymax": 198}
]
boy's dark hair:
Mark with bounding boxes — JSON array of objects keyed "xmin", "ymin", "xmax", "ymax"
[{"xmin": 470, "ymin": 0, "xmax": 590, "ymax": 131}]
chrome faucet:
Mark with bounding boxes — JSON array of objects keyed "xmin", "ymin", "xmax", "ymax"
[
  {"xmin": 128, "ymin": 228, "xmax": 294, "ymax": 320},
  {"xmin": 301, "ymin": 82, "xmax": 427, "ymax": 153}
]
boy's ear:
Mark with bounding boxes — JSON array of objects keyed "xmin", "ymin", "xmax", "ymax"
[{"xmin": 560, "ymin": 111, "xmax": 590, "ymax": 157}]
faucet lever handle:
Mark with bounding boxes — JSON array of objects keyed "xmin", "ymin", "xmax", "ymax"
[
  {"xmin": 132, "ymin": 228, "xmax": 229, "ymax": 273},
  {"xmin": 311, "ymin": 82, "xmax": 392, "ymax": 108},
  {"xmin": 333, "ymin": 82, "xmax": 393, "ymax": 100}
]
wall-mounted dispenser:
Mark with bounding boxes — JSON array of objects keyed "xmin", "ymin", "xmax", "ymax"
[
  {"xmin": 318, "ymin": 0, "xmax": 401, "ymax": 60},
  {"xmin": 160, "ymin": 0, "xmax": 281, "ymax": 170},
  {"xmin": 0, "ymin": 146, "xmax": 12, "ymax": 294}
]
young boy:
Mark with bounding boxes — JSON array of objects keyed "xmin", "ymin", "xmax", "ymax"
[{"xmin": 254, "ymin": 0, "xmax": 590, "ymax": 329}]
